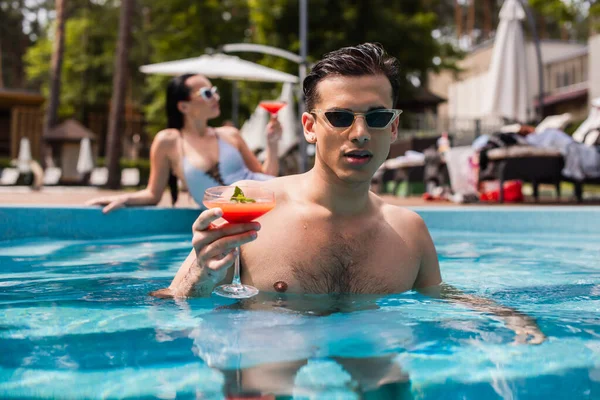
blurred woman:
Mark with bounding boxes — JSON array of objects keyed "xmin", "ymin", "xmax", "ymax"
[{"xmin": 87, "ymin": 74, "xmax": 281, "ymax": 213}]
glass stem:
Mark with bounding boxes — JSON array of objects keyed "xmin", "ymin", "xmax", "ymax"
[{"xmin": 231, "ymin": 247, "xmax": 242, "ymax": 287}]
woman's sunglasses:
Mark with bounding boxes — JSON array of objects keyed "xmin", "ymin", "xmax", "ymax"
[
  {"xmin": 311, "ymin": 109, "xmax": 402, "ymax": 129},
  {"xmin": 197, "ymin": 86, "xmax": 219, "ymax": 101}
]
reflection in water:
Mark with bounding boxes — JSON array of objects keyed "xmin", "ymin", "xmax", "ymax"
[
  {"xmin": 3, "ymin": 230, "xmax": 600, "ymax": 398},
  {"xmin": 222, "ymin": 292, "xmax": 383, "ymax": 315},
  {"xmin": 221, "ymin": 355, "xmax": 412, "ymax": 400},
  {"xmin": 154, "ymin": 293, "xmax": 415, "ymax": 399}
]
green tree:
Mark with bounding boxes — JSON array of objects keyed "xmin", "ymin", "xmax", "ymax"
[
  {"xmin": 0, "ymin": 37, "xmax": 4, "ymax": 88},
  {"xmin": 44, "ymin": 0, "xmax": 67, "ymax": 136},
  {"xmin": 25, "ymin": 1, "xmax": 120, "ymax": 119},
  {"xmin": 139, "ymin": 0, "xmax": 252, "ymax": 133},
  {"xmin": 106, "ymin": 0, "xmax": 135, "ymax": 189},
  {"xmin": 245, "ymin": 0, "xmax": 460, "ymax": 103},
  {"xmin": 0, "ymin": 0, "xmax": 46, "ymax": 88}
]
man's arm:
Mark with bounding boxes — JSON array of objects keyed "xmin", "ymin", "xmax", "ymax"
[
  {"xmin": 411, "ymin": 214, "xmax": 546, "ymax": 345},
  {"xmin": 420, "ymin": 283, "xmax": 546, "ymax": 344},
  {"xmin": 150, "ymin": 207, "xmax": 259, "ymax": 298},
  {"xmin": 151, "ymin": 248, "xmax": 230, "ymax": 298}
]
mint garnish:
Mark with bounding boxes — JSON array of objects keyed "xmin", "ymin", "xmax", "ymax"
[{"xmin": 230, "ymin": 186, "xmax": 256, "ymax": 203}]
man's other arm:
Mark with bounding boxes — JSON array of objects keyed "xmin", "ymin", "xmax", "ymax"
[{"xmin": 411, "ymin": 212, "xmax": 546, "ymax": 345}]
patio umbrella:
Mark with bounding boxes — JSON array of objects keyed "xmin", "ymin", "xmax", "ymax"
[
  {"xmin": 573, "ymin": 97, "xmax": 600, "ymax": 144},
  {"xmin": 277, "ymin": 82, "xmax": 300, "ymax": 156},
  {"xmin": 240, "ymin": 82, "xmax": 298, "ymax": 157},
  {"xmin": 17, "ymin": 137, "xmax": 32, "ymax": 173},
  {"xmin": 484, "ymin": 0, "xmax": 531, "ymax": 123},
  {"xmin": 76, "ymin": 137, "xmax": 94, "ymax": 175},
  {"xmin": 139, "ymin": 54, "xmax": 298, "ymax": 83},
  {"xmin": 141, "ymin": 54, "xmax": 299, "ymax": 133}
]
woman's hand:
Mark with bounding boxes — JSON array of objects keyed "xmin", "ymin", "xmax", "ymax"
[
  {"xmin": 86, "ymin": 195, "xmax": 128, "ymax": 214},
  {"xmin": 266, "ymin": 115, "xmax": 282, "ymax": 145}
]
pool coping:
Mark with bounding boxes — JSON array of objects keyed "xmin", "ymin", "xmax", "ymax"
[
  {"xmin": 0, "ymin": 206, "xmax": 200, "ymax": 240},
  {"xmin": 2, "ymin": 205, "xmax": 600, "ymax": 240},
  {"xmin": 408, "ymin": 205, "xmax": 600, "ymax": 212}
]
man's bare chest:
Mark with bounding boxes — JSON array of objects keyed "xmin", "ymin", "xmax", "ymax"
[{"xmin": 240, "ymin": 217, "xmax": 420, "ymax": 295}]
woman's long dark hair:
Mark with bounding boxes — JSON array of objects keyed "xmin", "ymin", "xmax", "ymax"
[{"xmin": 165, "ymin": 73, "xmax": 195, "ymax": 206}]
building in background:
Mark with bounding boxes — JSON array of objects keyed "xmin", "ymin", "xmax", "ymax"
[
  {"xmin": 590, "ymin": 34, "xmax": 600, "ymax": 107},
  {"xmin": 0, "ymin": 89, "xmax": 44, "ymax": 161},
  {"xmin": 428, "ymin": 36, "xmax": 600, "ymax": 139},
  {"xmin": 43, "ymin": 119, "xmax": 97, "ymax": 184}
]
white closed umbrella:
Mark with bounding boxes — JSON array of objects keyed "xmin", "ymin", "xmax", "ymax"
[
  {"xmin": 240, "ymin": 83, "xmax": 298, "ymax": 157},
  {"xmin": 484, "ymin": 0, "xmax": 531, "ymax": 123},
  {"xmin": 76, "ymin": 138, "xmax": 94, "ymax": 174},
  {"xmin": 277, "ymin": 83, "xmax": 299, "ymax": 156},
  {"xmin": 17, "ymin": 137, "xmax": 32, "ymax": 173},
  {"xmin": 240, "ymin": 104, "xmax": 269, "ymax": 152},
  {"xmin": 140, "ymin": 53, "xmax": 298, "ymax": 83},
  {"xmin": 572, "ymin": 97, "xmax": 600, "ymax": 144}
]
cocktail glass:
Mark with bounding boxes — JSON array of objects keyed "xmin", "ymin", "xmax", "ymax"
[
  {"xmin": 203, "ymin": 186, "xmax": 276, "ymax": 299},
  {"xmin": 259, "ymin": 100, "xmax": 287, "ymax": 116}
]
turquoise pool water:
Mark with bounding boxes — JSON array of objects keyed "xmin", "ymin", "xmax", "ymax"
[{"xmin": 0, "ymin": 207, "xmax": 599, "ymax": 399}]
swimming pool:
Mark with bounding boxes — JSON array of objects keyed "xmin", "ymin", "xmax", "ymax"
[{"xmin": 1, "ymin": 206, "xmax": 599, "ymax": 399}]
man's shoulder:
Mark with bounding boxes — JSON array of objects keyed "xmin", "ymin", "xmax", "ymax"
[
  {"xmin": 379, "ymin": 201, "xmax": 429, "ymax": 234},
  {"xmin": 233, "ymin": 174, "xmax": 298, "ymax": 197}
]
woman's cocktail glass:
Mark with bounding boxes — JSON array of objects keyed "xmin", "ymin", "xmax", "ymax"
[
  {"xmin": 203, "ymin": 186, "xmax": 276, "ymax": 299},
  {"xmin": 259, "ymin": 100, "xmax": 287, "ymax": 116}
]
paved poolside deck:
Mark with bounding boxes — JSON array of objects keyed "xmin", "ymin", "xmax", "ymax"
[{"xmin": 1, "ymin": 185, "xmax": 598, "ymax": 207}]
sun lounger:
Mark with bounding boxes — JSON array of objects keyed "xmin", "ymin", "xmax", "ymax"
[
  {"xmin": 481, "ymin": 146, "xmax": 564, "ymax": 203},
  {"xmin": 373, "ymin": 156, "xmax": 425, "ymax": 195},
  {"xmin": 371, "ymin": 137, "xmax": 439, "ymax": 195},
  {"xmin": 121, "ymin": 168, "xmax": 140, "ymax": 187},
  {"xmin": 43, "ymin": 167, "xmax": 62, "ymax": 186},
  {"xmin": 0, "ymin": 168, "xmax": 20, "ymax": 186},
  {"xmin": 89, "ymin": 167, "xmax": 108, "ymax": 186},
  {"xmin": 477, "ymin": 112, "xmax": 600, "ymax": 203}
]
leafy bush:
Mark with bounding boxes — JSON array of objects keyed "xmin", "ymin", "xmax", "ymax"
[{"xmin": 0, "ymin": 158, "xmax": 12, "ymax": 168}]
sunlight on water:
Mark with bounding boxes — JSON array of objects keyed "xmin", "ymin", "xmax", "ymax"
[{"xmin": 0, "ymin": 230, "xmax": 599, "ymax": 399}]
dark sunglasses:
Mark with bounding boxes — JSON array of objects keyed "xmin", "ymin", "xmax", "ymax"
[
  {"xmin": 197, "ymin": 86, "xmax": 218, "ymax": 101},
  {"xmin": 311, "ymin": 109, "xmax": 402, "ymax": 129}
]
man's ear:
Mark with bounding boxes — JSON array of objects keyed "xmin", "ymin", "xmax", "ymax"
[
  {"xmin": 302, "ymin": 112, "xmax": 317, "ymax": 143},
  {"xmin": 390, "ymin": 114, "xmax": 399, "ymax": 142},
  {"xmin": 177, "ymin": 101, "xmax": 188, "ymax": 114}
]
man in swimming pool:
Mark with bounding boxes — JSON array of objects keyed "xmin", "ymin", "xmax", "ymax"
[{"xmin": 153, "ymin": 43, "xmax": 544, "ymax": 345}]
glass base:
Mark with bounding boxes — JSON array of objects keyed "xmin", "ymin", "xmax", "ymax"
[{"xmin": 212, "ymin": 284, "xmax": 259, "ymax": 299}]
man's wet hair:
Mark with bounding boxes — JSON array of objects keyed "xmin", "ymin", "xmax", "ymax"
[{"xmin": 303, "ymin": 43, "xmax": 400, "ymax": 111}]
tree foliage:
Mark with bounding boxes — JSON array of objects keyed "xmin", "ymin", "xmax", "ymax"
[
  {"xmin": 245, "ymin": 0, "xmax": 461, "ymax": 102},
  {"xmin": 0, "ymin": 0, "xmax": 54, "ymax": 88},
  {"xmin": 19, "ymin": 0, "xmax": 600, "ymax": 143},
  {"xmin": 138, "ymin": 0, "xmax": 251, "ymax": 133},
  {"xmin": 25, "ymin": 1, "xmax": 120, "ymax": 119}
]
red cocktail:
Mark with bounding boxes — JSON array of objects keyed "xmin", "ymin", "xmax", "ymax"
[
  {"xmin": 203, "ymin": 186, "xmax": 276, "ymax": 299},
  {"xmin": 203, "ymin": 200, "xmax": 276, "ymax": 223},
  {"xmin": 259, "ymin": 101, "xmax": 287, "ymax": 115}
]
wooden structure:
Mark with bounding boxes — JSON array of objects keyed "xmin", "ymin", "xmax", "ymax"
[
  {"xmin": 44, "ymin": 119, "xmax": 98, "ymax": 183},
  {"xmin": 88, "ymin": 104, "xmax": 147, "ymax": 158},
  {"xmin": 0, "ymin": 89, "xmax": 45, "ymax": 160}
]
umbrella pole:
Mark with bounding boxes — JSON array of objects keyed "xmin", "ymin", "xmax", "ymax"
[
  {"xmin": 519, "ymin": 0, "xmax": 544, "ymax": 122},
  {"xmin": 298, "ymin": 0, "xmax": 309, "ymax": 172},
  {"xmin": 232, "ymin": 80, "xmax": 239, "ymax": 128}
]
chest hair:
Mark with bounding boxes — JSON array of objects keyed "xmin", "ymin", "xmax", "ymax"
[{"xmin": 289, "ymin": 226, "xmax": 395, "ymax": 294}]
